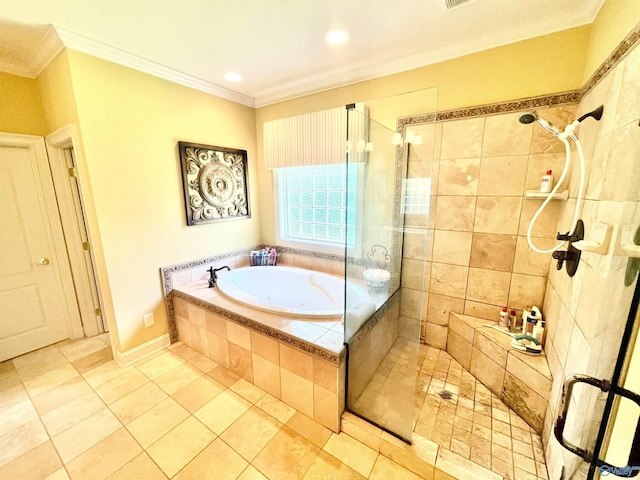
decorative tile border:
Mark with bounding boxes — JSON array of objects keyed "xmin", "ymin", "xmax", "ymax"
[{"xmin": 172, "ymin": 289, "xmax": 345, "ymax": 365}]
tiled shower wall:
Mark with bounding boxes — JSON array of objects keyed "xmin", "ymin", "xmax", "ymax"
[
  {"xmin": 541, "ymin": 38, "xmax": 640, "ymax": 479},
  {"xmin": 401, "ymin": 104, "xmax": 578, "ymax": 348}
]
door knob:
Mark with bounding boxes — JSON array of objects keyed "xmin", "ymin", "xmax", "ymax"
[{"xmin": 38, "ymin": 258, "xmax": 50, "ymax": 265}]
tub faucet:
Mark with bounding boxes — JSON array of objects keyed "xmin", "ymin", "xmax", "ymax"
[{"xmin": 207, "ymin": 265, "xmax": 230, "ymax": 288}]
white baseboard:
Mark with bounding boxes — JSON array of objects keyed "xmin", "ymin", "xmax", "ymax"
[{"xmin": 114, "ymin": 334, "xmax": 171, "ymax": 367}]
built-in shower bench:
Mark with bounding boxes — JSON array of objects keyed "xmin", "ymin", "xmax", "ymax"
[{"xmin": 446, "ymin": 313, "xmax": 552, "ymax": 433}]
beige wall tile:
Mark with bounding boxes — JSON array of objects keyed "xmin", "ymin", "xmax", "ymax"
[
  {"xmin": 473, "ymin": 333, "xmax": 508, "ymax": 368},
  {"xmin": 469, "ymin": 349, "xmax": 504, "ymax": 395},
  {"xmin": 437, "ymin": 158, "xmax": 480, "ymax": 196},
  {"xmin": 228, "ymin": 343, "xmax": 253, "ymax": 383},
  {"xmin": 469, "ymin": 232, "xmax": 517, "ymax": 272},
  {"xmin": 400, "ymin": 288, "xmax": 424, "ymax": 319},
  {"xmin": 226, "ymin": 321, "xmax": 251, "ymax": 350},
  {"xmin": 434, "ymin": 196, "xmax": 476, "ymax": 231},
  {"xmin": 474, "ymin": 196, "xmax": 522, "ymax": 235},
  {"xmin": 430, "ymin": 263, "xmax": 468, "ymax": 298},
  {"xmin": 447, "ymin": 330, "xmax": 472, "ymax": 370},
  {"xmin": 206, "ymin": 332, "xmax": 229, "ymax": 368},
  {"xmin": 279, "ymin": 344, "xmax": 313, "ymax": 381},
  {"xmin": 205, "ymin": 311, "xmax": 227, "ymax": 338},
  {"xmin": 313, "ymin": 359, "xmax": 338, "ymax": 393},
  {"xmin": 426, "ymin": 324, "xmax": 448, "ymax": 349},
  {"xmin": 187, "ymin": 304, "xmax": 206, "ymax": 328},
  {"xmin": 518, "ymin": 199, "xmax": 563, "ymax": 237},
  {"xmin": 478, "ymin": 155, "xmax": 528, "ymax": 196},
  {"xmin": 432, "ymin": 230, "xmax": 472, "ymax": 266},
  {"xmin": 403, "ymin": 229, "xmax": 429, "ymax": 260},
  {"xmin": 482, "ymin": 112, "xmax": 533, "ymax": 157},
  {"xmin": 281, "ymin": 369, "xmax": 314, "ymax": 418},
  {"xmin": 464, "ymin": 300, "xmax": 501, "ymax": 321},
  {"xmin": 173, "ymin": 297, "xmax": 188, "ymax": 318},
  {"xmin": 401, "ymin": 258, "xmax": 428, "ymax": 290},
  {"xmin": 525, "ymin": 153, "xmax": 567, "ymax": 191},
  {"xmin": 440, "ymin": 117, "xmax": 485, "ymax": 160},
  {"xmin": 513, "ymin": 236, "xmax": 554, "ymax": 276},
  {"xmin": 508, "ymin": 274, "xmax": 546, "ymax": 310},
  {"xmin": 466, "ymin": 268, "xmax": 511, "ymax": 306},
  {"xmin": 529, "ymin": 106, "xmax": 577, "ymax": 155},
  {"xmin": 250, "ymin": 332, "xmax": 279, "ymax": 364},
  {"xmin": 501, "ymin": 374, "xmax": 546, "ymax": 433},
  {"xmin": 427, "ymin": 293, "xmax": 464, "ymax": 326},
  {"xmin": 314, "ymin": 384, "xmax": 340, "ymax": 432},
  {"xmin": 449, "ymin": 314, "xmax": 476, "ymax": 344},
  {"xmin": 506, "ymin": 355, "xmax": 552, "ymax": 400}
]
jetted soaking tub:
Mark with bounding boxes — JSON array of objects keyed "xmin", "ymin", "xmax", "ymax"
[{"xmin": 216, "ymin": 265, "xmax": 374, "ymax": 323}]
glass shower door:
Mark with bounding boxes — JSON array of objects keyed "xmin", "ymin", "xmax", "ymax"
[{"xmin": 343, "ymin": 93, "xmax": 437, "ymax": 441}]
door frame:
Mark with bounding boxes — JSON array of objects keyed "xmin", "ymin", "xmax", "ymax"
[
  {"xmin": 0, "ymin": 132, "xmax": 84, "ymax": 340},
  {"xmin": 45, "ymin": 125, "xmax": 107, "ymax": 337}
]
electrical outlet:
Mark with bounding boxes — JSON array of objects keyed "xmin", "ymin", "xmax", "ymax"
[{"xmin": 143, "ymin": 313, "xmax": 154, "ymax": 328}]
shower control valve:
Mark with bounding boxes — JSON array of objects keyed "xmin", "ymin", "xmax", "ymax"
[{"xmin": 552, "ymin": 250, "xmax": 574, "ymax": 270}]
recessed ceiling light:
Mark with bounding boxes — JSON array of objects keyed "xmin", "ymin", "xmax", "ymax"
[
  {"xmin": 326, "ymin": 30, "xmax": 349, "ymax": 44},
  {"xmin": 224, "ymin": 72, "xmax": 242, "ymax": 82}
]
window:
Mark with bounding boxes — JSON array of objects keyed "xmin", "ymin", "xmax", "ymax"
[{"xmin": 274, "ymin": 163, "xmax": 362, "ymax": 253}]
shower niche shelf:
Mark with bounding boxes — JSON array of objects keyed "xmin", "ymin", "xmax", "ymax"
[{"xmin": 524, "ymin": 189, "xmax": 569, "ymax": 200}]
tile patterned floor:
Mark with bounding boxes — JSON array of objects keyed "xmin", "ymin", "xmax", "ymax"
[
  {"xmin": 0, "ymin": 336, "xmax": 432, "ymax": 480},
  {"xmin": 353, "ymin": 341, "xmax": 549, "ymax": 480}
]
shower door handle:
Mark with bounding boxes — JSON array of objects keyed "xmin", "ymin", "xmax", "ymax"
[{"xmin": 554, "ymin": 373, "xmax": 640, "ymax": 475}]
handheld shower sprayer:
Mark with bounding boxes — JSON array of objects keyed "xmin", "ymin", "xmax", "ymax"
[{"xmin": 518, "ymin": 105, "xmax": 604, "ymax": 256}]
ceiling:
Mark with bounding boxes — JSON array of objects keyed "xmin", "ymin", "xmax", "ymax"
[{"xmin": 0, "ymin": 0, "xmax": 604, "ymax": 107}]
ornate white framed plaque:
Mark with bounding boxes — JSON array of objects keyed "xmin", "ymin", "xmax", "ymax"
[{"xmin": 178, "ymin": 142, "xmax": 250, "ymax": 225}]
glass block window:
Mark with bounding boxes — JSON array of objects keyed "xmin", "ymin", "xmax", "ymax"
[
  {"xmin": 277, "ymin": 164, "xmax": 359, "ymax": 248},
  {"xmin": 402, "ymin": 178, "xmax": 431, "ymax": 215}
]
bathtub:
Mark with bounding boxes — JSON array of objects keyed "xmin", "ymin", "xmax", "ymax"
[{"xmin": 216, "ymin": 265, "xmax": 374, "ymax": 321}]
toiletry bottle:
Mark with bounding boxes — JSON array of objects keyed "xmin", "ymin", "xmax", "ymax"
[
  {"xmin": 533, "ymin": 320, "xmax": 545, "ymax": 343},
  {"xmin": 499, "ymin": 307, "xmax": 509, "ymax": 328},
  {"xmin": 521, "ymin": 306, "xmax": 531, "ymax": 334},
  {"xmin": 509, "ymin": 309, "xmax": 517, "ymax": 332},
  {"xmin": 526, "ymin": 306, "xmax": 542, "ymax": 335},
  {"xmin": 540, "ymin": 170, "xmax": 554, "ymax": 193}
]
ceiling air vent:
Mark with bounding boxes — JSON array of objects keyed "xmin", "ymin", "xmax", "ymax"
[{"xmin": 444, "ymin": 0, "xmax": 475, "ymax": 9}]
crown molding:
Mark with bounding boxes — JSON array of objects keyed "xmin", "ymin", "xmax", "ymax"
[
  {"xmin": 55, "ymin": 28, "xmax": 255, "ymax": 108},
  {"xmin": 31, "ymin": 26, "xmax": 65, "ymax": 77}
]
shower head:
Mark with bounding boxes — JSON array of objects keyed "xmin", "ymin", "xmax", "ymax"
[{"xmin": 518, "ymin": 110, "xmax": 561, "ymax": 136}]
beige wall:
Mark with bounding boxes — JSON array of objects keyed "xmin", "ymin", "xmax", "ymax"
[
  {"xmin": 63, "ymin": 50, "xmax": 260, "ymax": 352},
  {"xmin": 0, "ymin": 72, "xmax": 47, "ymax": 136}
]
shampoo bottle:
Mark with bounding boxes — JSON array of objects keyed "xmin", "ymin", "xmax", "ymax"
[
  {"xmin": 540, "ymin": 170, "xmax": 554, "ymax": 193},
  {"xmin": 533, "ymin": 320, "xmax": 545, "ymax": 343},
  {"xmin": 499, "ymin": 307, "xmax": 509, "ymax": 328}
]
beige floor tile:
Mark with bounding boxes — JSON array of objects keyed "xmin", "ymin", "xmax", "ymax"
[
  {"xmin": 11, "ymin": 346, "xmax": 63, "ymax": 369},
  {"xmin": 173, "ymin": 438, "xmax": 247, "ymax": 480},
  {"xmin": 108, "ymin": 382, "xmax": 168, "ymax": 424},
  {"xmin": 323, "ymin": 432, "xmax": 378, "ymax": 478},
  {"xmin": 237, "ymin": 465, "xmax": 268, "ymax": 480},
  {"xmin": 107, "ymin": 452, "xmax": 168, "ymax": 480},
  {"xmin": 172, "ymin": 375, "xmax": 225, "ymax": 413},
  {"xmin": 146, "ymin": 417, "xmax": 215, "ymax": 477},
  {"xmin": 23, "ymin": 364, "xmax": 80, "ymax": 398},
  {"xmin": 126, "ymin": 398, "xmax": 189, "ymax": 448},
  {"xmin": 44, "ymin": 467, "xmax": 70, "ymax": 480},
  {"xmin": 137, "ymin": 352, "xmax": 185, "ymax": 380},
  {"xmin": 0, "ymin": 419, "xmax": 49, "ymax": 468},
  {"xmin": 95, "ymin": 369, "xmax": 149, "ymax": 404},
  {"xmin": 0, "ymin": 440, "xmax": 62, "ymax": 480},
  {"xmin": 153, "ymin": 362, "xmax": 202, "ymax": 395},
  {"xmin": 51, "ymin": 407, "xmax": 121, "ymax": 463},
  {"xmin": 82, "ymin": 362, "xmax": 131, "ymax": 389},
  {"xmin": 41, "ymin": 391, "xmax": 105, "ymax": 436},
  {"xmin": 194, "ymin": 390, "xmax": 252, "ymax": 435},
  {"xmin": 0, "ymin": 384, "xmax": 30, "ymax": 414},
  {"xmin": 0, "ymin": 367, "xmax": 22, "ymax": 392},
  {"xmin": 255, "ymin": 394, "xmax": 296, "ymax": 423},
  {"xmin": 65, "ymin": 428, "xmax": 142, "ymax": 480},
  {"xmin": 286, "ymin": 412, "xmax": 331, "ymax": 448},
  {"xmin": 253, "ymin": 426, "xmax": 321, "ymax": 480},
  {"xmin": 230, "ymin": 378, "xmax": 267, "ymax": 404},
  {"xmin": 0, "ymin": 398, "xmax": 38, "ymax": 436},
  {"xmin": 302, "ymin": 450, "xmax": 365, "ymax": 480},
  {"xmin": 15, "ymin": 353, "xmax": 69, "ymax": 383},
  {"xmin": 71, "ymin": 347, "xmax": 113, "ymax": 375},
  {"xmin": 30, "ymin": 377, "xmax": 93, "ymax": 416},
  {"xmin": 369, "ymin": 455, "xmax": 422, "ymax": 480},
  {"xmin": 207, "ymin": 365, "xmax": 240, "ymax": 387},
  {"xmin": 59, "ymin": 337, "xmax": 110, "ymax": 362},
  {"xmin": 220, "ymin": 406, "xmax": 282, "ymax": 461}
]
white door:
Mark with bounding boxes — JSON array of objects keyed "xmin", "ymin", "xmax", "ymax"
[{"xmin": 0, "ymin": 134, "xmax": 73, "ymax": 361}]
